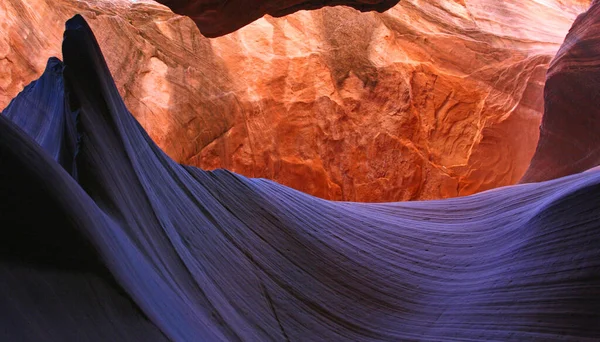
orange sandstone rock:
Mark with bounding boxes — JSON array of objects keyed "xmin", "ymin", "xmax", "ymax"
[{"xmin": 0, "ymin": 0, "xmax": 590, "ymax": 201}]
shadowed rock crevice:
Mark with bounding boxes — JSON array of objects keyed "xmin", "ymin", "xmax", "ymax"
[{"xmin": 521, "ymin": 0, "xmax": 600, "ymax": 182}]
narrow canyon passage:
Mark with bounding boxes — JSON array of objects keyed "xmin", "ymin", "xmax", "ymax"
[{"xmin": 1, "ymin": 1, "xmax": 600, "ymax": 341}]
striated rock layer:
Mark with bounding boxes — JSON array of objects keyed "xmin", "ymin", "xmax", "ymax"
[
  {"xmin": 156, "ymin": 0, "xmax": 401, "ymax": 37},
  {"xmin": 2, "ymin": 15, "xmax": 600, "ymax": 341},
  {"xmin": 521, "ymin": 0, "xmax": 600, "ymax": 182},
  {"xmin": 0, "ymin": 0, "xmax": 590, "ymax": 201}
]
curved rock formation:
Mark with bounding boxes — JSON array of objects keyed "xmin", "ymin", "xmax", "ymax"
[
  {"xmin": 2, "ymin": 15, "xmax": 600, "ymax": 341},
  {"xmin": 156, "ymin": 0, "xmax": 400, "ymax": 37},
  {"xmin": 521, "ymin": 0, "xmax": 600, "ymax": 182},
  {"xmin": 0, "ymin": 0, "xmax": 590, "ymax": 201}
]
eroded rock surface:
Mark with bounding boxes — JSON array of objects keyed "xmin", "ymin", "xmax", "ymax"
[
  {"xmin": 521, "ymin": 0, "xmax": 600, "ymax": 182},
  {"xmin": 0, "ymin": 0, "xmax": 590, "ymax": 201}
]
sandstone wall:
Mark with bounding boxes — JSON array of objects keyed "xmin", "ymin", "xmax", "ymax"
[{"xmin": 0, "ymin": 0, "xmax": 590, "ymax": 201}]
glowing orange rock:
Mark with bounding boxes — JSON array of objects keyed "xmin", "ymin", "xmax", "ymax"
[{"xmin": 0, "ymin": 0, "xmax": 590, "ymax": 201}]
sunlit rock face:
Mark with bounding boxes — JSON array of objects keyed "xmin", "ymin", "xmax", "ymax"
[
  {"xmin": 521, "ymin": 0, "xmax": 600, "ymax": 183},
  {"xmin": 0, "ymin": 0, "xmax": 590, "ymax": 201}
]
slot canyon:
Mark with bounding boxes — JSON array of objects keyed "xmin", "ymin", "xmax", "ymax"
[{"xmin": 1, "ymin": 0, "xmax": 600, "ymax": 341}]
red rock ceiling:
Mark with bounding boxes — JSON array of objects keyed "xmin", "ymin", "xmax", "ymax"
[
  {"xmin": 156, "ymin": 0, "xmax": 401, "ymax": 37},
  {"xmin": 0, "ymin": 0, "xmax": 591, "ymax": 201}
]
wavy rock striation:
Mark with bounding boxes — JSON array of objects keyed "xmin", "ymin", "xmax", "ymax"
[
  {"xmin": 522, "ymin": 0, "xmax": 600, "ymax": 182},
  {"xmin": 0, "ymin": 0, "xmax": 590, "ymax": 201},
  {"xmin": 2, "ymin": 15, "xmax": 600, "ymax": 341}
]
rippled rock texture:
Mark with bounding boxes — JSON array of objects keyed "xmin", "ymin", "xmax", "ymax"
[
  {"xmin": 2, "ymin": 14, "xmax": 600, "ymax": 341},
  {"xmin": 0, "ymin": 0, "xmax": 590, "ymax": 201},
  {"xmin": 521, "ymin": 0, "xmax": 600, "ymax": 182}
]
